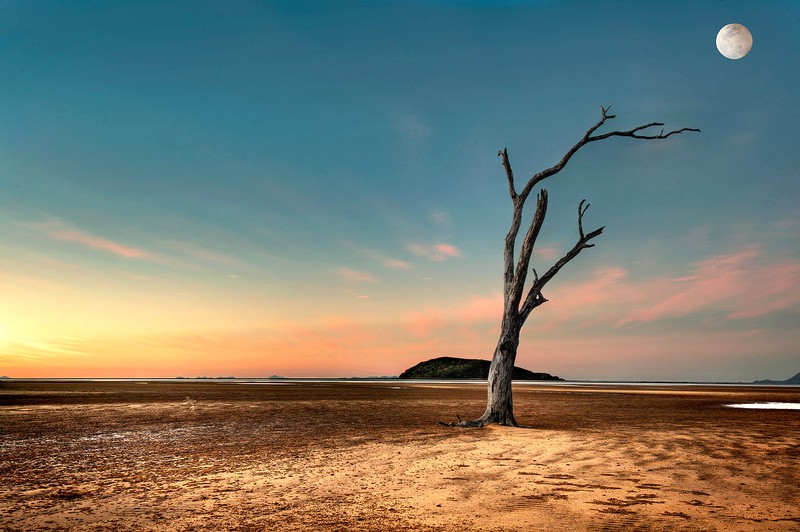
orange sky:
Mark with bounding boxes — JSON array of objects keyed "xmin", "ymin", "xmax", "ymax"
[
  {"xmin": 2, "ymin": 2, "xmax": 799, "ymax": 381},
  {"xmin": 4, "ymin": 241, "xmax": 798, "ymax": 380}
]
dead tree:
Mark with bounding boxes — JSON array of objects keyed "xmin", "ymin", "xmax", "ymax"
[{"xmin": 445, "ymin": 106, "xmax": 699, "ymax": 427}]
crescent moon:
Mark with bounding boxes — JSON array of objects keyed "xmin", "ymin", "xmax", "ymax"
[{"xmin": 716, "ymin": 23, "xmax": 753, "ymax": 60}]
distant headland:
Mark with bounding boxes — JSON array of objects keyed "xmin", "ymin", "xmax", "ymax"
[
  {"xmin": 399, "ymin": 356, "xmax": 563, "ymax": 381},
  {"xmin": 753, "ymin": 372, "xmax": 800, "ymax": 385}
]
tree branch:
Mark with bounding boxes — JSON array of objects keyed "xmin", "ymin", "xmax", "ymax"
[
  {"xmin": 509, "ymin": 190, "xmax": 548, "ymax": 309},
  {"xmin": 500, "ymin": 151, "xmax": 524, "ymax": 302},
  {"xmin": 503, "ymin": 203, "xmax": 522, "ymax": 302},
  {"xmin": 501, "ymin": 107, "xmax": 698, "ymax": 323},
  {"xmin": 578, "ymin": 199, "xmax": 589, "ymax": 240},
  {"xmin": 519, "ymin": 199, "xmax": 604, "ymax": 322},
  {"xmin": 498, "ymin": 148, "xmax": 517, "ymax": 200},
  {"xmin": 514, "ymin": 107, "xmax": 699, "ymax": 202},
  {"xmin": 588, "ymin": 124, "xmax": 701, "ymax": 142}
]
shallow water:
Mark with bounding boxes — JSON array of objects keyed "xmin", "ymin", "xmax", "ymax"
[{"xmin": 727, "ymin": 402, "xmax": 800, "ymax": 410}]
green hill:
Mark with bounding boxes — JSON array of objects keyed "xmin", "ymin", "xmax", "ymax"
[{"xmin": 399, "ymin": 356, "xmax": 562, "ymax": 381}]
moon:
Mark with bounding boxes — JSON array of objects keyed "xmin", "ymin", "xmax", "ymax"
[{"xmin": 716, "ymin": 23, "xmax": 753, "ymax": 60}]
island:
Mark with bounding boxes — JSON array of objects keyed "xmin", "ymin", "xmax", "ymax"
[{"xmin": 399, "ymin": 356, "xmax": 563, "ymax": 381}]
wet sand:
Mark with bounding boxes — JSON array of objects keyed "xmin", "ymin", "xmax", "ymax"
[{"xmin": 1, "ymin": 380, "xmax": 798, "ymax": 530}]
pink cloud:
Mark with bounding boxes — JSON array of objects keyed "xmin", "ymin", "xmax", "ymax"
[
  {"xmin": 337, "ymin": 267, "xmax": 378, "ymax": 283},
  {"xmin": 404, "ymin": 309, "xmax": 444, "ymax": 338},
  {"xmin": 49, "ymin": 229, "xmax": 150, "ymax": 258},
  {"xmin": 534, "ymin": 247, "xmax": 558, "ymax": 261},
  {"xmin": 521, "ymin": 267, "xmax": 632, "ymax": 332},
  {"xmin": 402, "ymin": 293, "xmax": 502, "ymax": 338},
  {"xmin": 617, "ymin": 246, "xmax": 800, "ymax": 325},
  {"xmin": 552, "ymin": 267, "xmax": 628, "ymax": 307},
  {"xmin": 496, "ymin": 246, "xmax": 800, "ymax": 332},
  {"xmin": 383, "ymin": 258, "xmax": 414, "ymax": 270},
  {"xmin": 435, "ymin": 243, "xmax": 461, "ymax": 258},
  {"xmin": 407, "ymin": 242, "xmax": 462, "ymax": 262},
  {"xmin": 459, "ymin": 294, "xmax": 503, "ymax": 322},
  {"xmin": 726, "ymin": 261, "xmax": 800, "ymax": 319},
  {"xmin": 29, "ymin": 218, "xmax": 154, "ymax": 260}
]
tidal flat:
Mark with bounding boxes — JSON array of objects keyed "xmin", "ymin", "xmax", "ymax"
[{"xmin": 1, "ymin": 380, "xmax": 798, "ymax": 530}]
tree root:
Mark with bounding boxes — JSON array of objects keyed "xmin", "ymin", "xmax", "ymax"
[
  {"xmin": 438, "ymin": 413, "xmax": 521, "ymax": 428},
  {"xmin": 437, "ymin": 418, "xmax": 488, "ymax": 428}
]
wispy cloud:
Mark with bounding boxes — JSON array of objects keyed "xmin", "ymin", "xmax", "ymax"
[
  {"xmin": 0, "ymin": 334, "xmax": 94, "ymax": 364},
  {"xmin": 23, "ymin": 218, "xmax": 246, "ymax": 272},
  {"xmin": 617, "ymin": 246, "xmax": 800, "ymax": 325},
  {"xmin": 534, "ymin": 247, "xmax": 558, "ymax": 261},
  {"xmin": 157, "ymin": 240, "xmax": 240, "ymax": 266},
  {"xmin": 337, "ymin": 267, "xmax": 378, "ymax": 284},
  {"xmin": 526, "ymin": 246, "xmax": 800, "ymax": 330},
  {"xmin": 383, "ymin": 258, "xmax": 414, "ymax": 270},
  {"xmin": 27, "ymin": 218, "xmax": 154, "ymax": 260},
  {"xmin": 345, "ymin": 243, "xmax": 414, "ymax": 271},
  {"xmin": 429, "ymin": 210, "xmax": 452, "ymax": 228},
  {"xmin": 407, "ymin": 243, "xmax": 462, "ymax": 262},
  {"xmin": 403, "ymin": 293, "xmax": 502, "ymax": 338},
  {"xmin": 396, "ymin": 113, "xmax": 432, "ymax": 141},
  {"xmin": 394, "ymin": 244, "xmax": 800, "ymax": 343}
]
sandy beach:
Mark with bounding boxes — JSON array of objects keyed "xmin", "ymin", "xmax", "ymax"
[{"xmin": 1, "ymin": 380, "xmax": 798, "ymax": 530}]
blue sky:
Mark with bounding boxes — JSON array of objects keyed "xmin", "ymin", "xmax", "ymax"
[{"xmin": 1, "ymin": 0, "xmax": 798, "ymax": 380}]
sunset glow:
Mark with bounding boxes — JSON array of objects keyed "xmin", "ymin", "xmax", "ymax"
[{"xmin": 1, "ymin": 1, "xmax": 798, "ymax": 381}]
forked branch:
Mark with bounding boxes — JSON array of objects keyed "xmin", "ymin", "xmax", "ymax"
[
  {"xmin": 509, "ymin": 190, "xmax": 548, "ymax": 308},
  {"xmin": 519, "ymin": 199, "xmax": 604, "ymax": 322},
  {"xmin": 498, "ymin": 107, "xmax": 698, "ymax": 320}
]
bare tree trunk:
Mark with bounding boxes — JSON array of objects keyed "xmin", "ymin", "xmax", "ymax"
[
  {"xmin": 483, "ymin": 317, "xmax": 521, "ymax": 426},
  {"xmin": 442, "ymin": 106, "xmax": 698, "ymax": 428},
  {"xmin": 449, "ymin": 316, "xmax": 520, "ymax": 428}
]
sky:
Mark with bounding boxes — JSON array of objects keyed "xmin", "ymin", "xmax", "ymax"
[{"xmin": 1, "ymin": 0, "xmax": 799, "ymax": 380}]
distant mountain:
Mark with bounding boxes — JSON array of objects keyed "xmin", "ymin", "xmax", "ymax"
[
  {"xmin": 754, "ymin": 371, "xmax": 800, "ymax": 385},
  {"xmin": 399, "ymin": 356, "xmax": 563, "ymax": 381}
]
